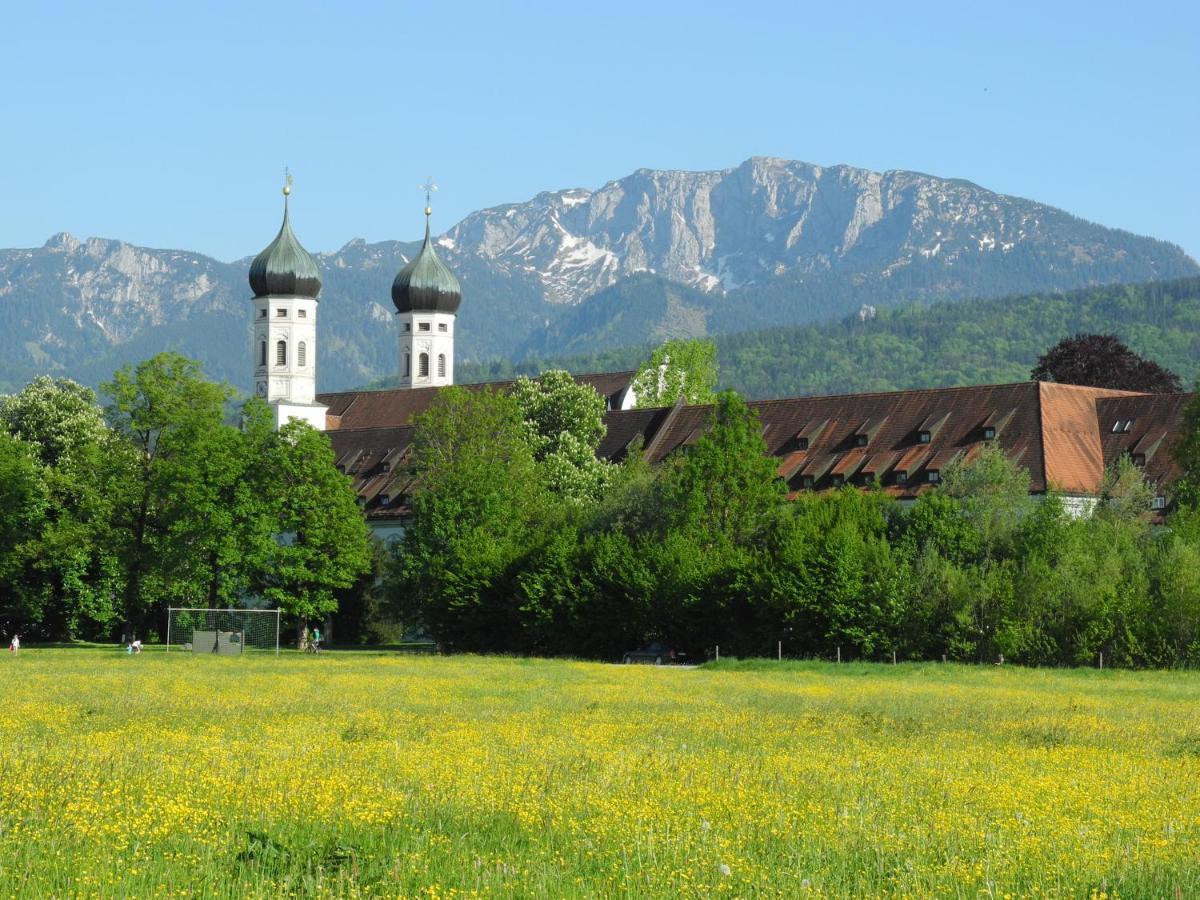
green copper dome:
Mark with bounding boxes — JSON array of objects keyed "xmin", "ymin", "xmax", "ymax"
[
  {"xmin": 392, "ymin": 215, "xmax": 461, "ymax": 314},
  {"xmin": 249, "ymin": 198, "xmax": 322, "ymax": 300}
]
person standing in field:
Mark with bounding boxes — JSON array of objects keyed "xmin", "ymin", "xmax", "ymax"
[
  {"xmin": 8, "ymin": 634, "xmax": 19, "ymax": 655},
  {"xmin": 311, "ymin": 627, "xmax": 321, "ymax": 653}
]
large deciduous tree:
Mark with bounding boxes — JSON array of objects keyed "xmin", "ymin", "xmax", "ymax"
[
  {"xmin": 632, "ymin": 338, "xmax": 719, "ymax": 408},
  {"xmin": 1031, "ymin": 333, "xmax": 1182, "ymax": 393},
  {"xmin": 102, "ymin": 353, "xmax": 234, "ymax": 634},
  {"xmin": 510, "ymin": 369, "xmax": 611, "ymax": 502},
  {"xmin": 0, "ymin": 377, "xmax": 119, "ymax": 638},
  {"xmin": 256, "ymin": 419, "xmax": 372, "ymax": 636},
  {"xmin": 387, "ymin": 386, "xmax": 549, "ymax": 649}
]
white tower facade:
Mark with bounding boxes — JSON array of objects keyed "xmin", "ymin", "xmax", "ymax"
[
  {"xmin": 249, "ymin": 180, "xmax": 327, "ymax": 431},
  {"xmin": 391, "ymin": 205, "xmax": 462, "ymax": 388},
  {"xmin": 396, "ymin": 310, "xmax": 456, "ymax": 388}
]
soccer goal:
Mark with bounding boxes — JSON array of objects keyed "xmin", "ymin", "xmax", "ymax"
[{"xmin": 166, "ymin": 608, "xmax": 281, "ymax": 655}]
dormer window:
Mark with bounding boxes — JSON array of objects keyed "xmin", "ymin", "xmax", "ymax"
[
  {"xmin": 381, "ymin": 462, "xmax": 391, "ymax": 473},
  {"xmin": 831, "ymin": 474, "xmax": 844, "ymax": 486},
  {"xmin": 983, "ymin": 427, "xmax": 996, "ymax": 440},
  {"xmin": 801, "ymin": 475, "xmax": 815, "ymax": 489},
  {"xmin": 797, "ymin": 437, "xmax": 809, "ymax": 451},
  {"xmin": 1152, "ymin": 496, "xmax": 1167, "ymax": 510},
  {"xmin": 379, "ymin": 494, "xmax": 390, "ymax": 507},
  {"xmin": 855, "ymin": 435, "xmax": 868, "ymax": 448},
  {"xmin": 895, "ymin": 472, "xmax": 908, "ymax": 485},
  {"xmin": 918, "ymin": 431, "xmax": 931, "ymax": 444},
  {"xmin": 928, "ymin": 470, "xmax": 940, "ymax": 483},
  {"xmin": 1132, "ymin": 453, "xmax": 1146, "ymax": 467},
  {"xmin": 1122, "ymin": 420, "xmax": 1135, "ymax": 433}
]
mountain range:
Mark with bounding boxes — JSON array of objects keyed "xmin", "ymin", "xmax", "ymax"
[{"xmin": 1, "ymin": 157, "xmax": 1196, "ymax": 393}]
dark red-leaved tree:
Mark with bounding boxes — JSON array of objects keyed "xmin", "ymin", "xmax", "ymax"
[{"xmin": 1031, "ymin": 333, "xmax": 1182, "ymax": 393}]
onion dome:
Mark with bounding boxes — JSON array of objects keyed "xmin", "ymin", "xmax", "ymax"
[
  {"xmin": 249, "ymin": 179, "xmax": 321, "ymax": 299},
  {"xmin": 391, "ymin": 209, "xmax": 461, "ymax": 314}
]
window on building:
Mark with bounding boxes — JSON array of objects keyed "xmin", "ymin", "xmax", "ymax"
[
  {"xmin": 918, "ymin": 431, "xmax": 932, "ymax": 444},
  {"xmin": 928, "ymin": 470, "xmax": 940, "ymax": 483},
  {"xmin": 855, "ymin": 434, "xmax": 868, "ymax": 447},
  {"xmin": 379, "ymin": 494, "xmax": 390, "ymax": 507},
  {"xmin": 438, "ymin": 354, "xmax": 446, "ymax": 377},
  {"xmin": 419, "ymin": 353, "xmax": 429, "ymax": 377},
  {"xmin": 983, "ymin": 426, "xmax": 996, "ymax": 440},
  {"xmin": 298, "ymin": 342, "xmax": 306, "ymax": 367},
  {"xmin": 831, "ymin": 474, "xmax": 844, "ymax": 486},
  {"xmin": 381, "ymin": 462, "xmax": 391, "ymax": 473},
  {"xmin": 404, "ymin": 322, "xmax": 412, "ymax": 332},
  {"xmin": 438, "ymin": 323, "xmax": 448, "ymax": 332},
  {"xmin": 896, "ymin": 471, "xmax": 908, "ymax": 485},
  {"xmin": 404, "ymin": 353, "xmax": 411, "ymax": 377},
  {"xmin": 276, "ymin": 340, "xmax": 287, "ymax": 366},
  {"xmin": 259, "ymin": 309, "xmax": 267, "ymax": 318},
  {"xmin": 1112, "ymin": 421, "xmax": 1122, "ymax": 433},
  {"xmin": 796, "ymin": 437, "xmax": 809, "ymax": 451},
  {"xmin": 298, "ymin": 309, "xmax": 307, "ymax": 319},
  {"xmin": 259, "ymin": 341, "xmax": 267, "ymax": 367},
  {"xmin": 1152, "ymin": 496, "xmax": 1167, "ymax": 510},
  {"xmin": 801, "ymin": 475, "xmax": 815, "ymax": 489},
  {"xmin": 1131, "ymin": 453, "xmax": 1146, "ymax": 467},
  {"xmin": 276, "ymin": 308, "xmax": 286, "ymax": 317},
  {"xmin": 1122, "ymin": 419, "xmax": 1135, "ymax": 433},
  {"xmin": 418, "ymin": 322, "xmax": 431, "ymax": 332}
]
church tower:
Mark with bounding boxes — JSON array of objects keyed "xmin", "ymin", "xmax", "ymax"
[
  {"xmin": 391, "ymin": 198, "xmax": 461, "ymax": 388},
  {"xmin": 249, "ymin": 175, "xmax": 327, "ymax": 430}
]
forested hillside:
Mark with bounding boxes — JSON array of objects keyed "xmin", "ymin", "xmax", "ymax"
[{"xmin": 459, "ymin": 277, "xmax": 1200, "ymax": 398}]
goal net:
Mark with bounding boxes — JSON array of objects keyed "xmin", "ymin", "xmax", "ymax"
[{"xmin": 166, "ymin": 608, "xmax": 280, "ymax": 655}]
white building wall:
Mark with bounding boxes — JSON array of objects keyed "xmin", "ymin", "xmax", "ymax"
[
  {"xmin": 397, "ymin": 311, "xmax": 456, "ymax": 388},
  {"xmin": 252, "ymin": 294, "xmax": 325, "ymax": 430}
]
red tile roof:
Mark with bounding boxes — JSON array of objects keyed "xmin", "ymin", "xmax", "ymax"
[{"xmin": 322, "ymin": 377, "xmax": 1195, "ymax": 517}]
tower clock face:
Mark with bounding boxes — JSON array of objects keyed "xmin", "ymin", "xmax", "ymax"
[{"xmin": 255, "ymin": 381, "xmax": 267, "ymax": 398}]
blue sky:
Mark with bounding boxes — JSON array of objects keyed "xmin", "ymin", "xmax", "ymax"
[{"xmin": 2, "ymin": 0, "xmax": 1197, "ymax": 261}]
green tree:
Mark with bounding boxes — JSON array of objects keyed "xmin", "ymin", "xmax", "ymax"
[
  {"xmin": 632, "ymin": 338, "xmax": 718, "ymax": 407},
  {"xmin": 510, "ymin": 369, "xmax": 612, "ymax": 502},
  {"xmin": 0, "ymin": 377, "xmax": 119, "ymax": 638},
  {"xmin": 0, "ymin": 434, "xmax": 48, "ymax": 637},
  {"xmin": 257, "ymin": 420, "xmax": 372, "ymax": 637},
  {"xmin": 1173, "ymin": 388, "xmax": 1200, "ymax": 510},
  {"xmin": 101, "ymin": 353, "xmax": 234, "ymax": 635},
  {"xmin": 387, "ymin": 387, "xmax": 548, "ymax": 649}
]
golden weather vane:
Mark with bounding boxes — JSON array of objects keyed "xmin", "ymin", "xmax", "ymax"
[{"xmin": 421, "ymin": 176, "xmax": 437, "ymax": 216}]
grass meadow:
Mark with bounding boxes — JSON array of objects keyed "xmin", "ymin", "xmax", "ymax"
[{"xmin": 0, "ymin": 650, "xmax": 1197, "ymax": 897}]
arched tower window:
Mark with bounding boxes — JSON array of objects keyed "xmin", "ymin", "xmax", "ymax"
[
  {"xmin": 276, "ymin": 340, "xmax": 287, "ymax": 366},
  {"xmin": 298, "ymin": 342, "xmax": 307, "ymax": 367},
  {"xmin": 437, "ymin": 354, "xmax": 446, "ymax": 377},
  {"xmin": 404, "ymin": 353, "xmax": 411, "ymax": 378},
  {"xmin": 419, "ymin": 353, "xmax": 430, "ymax": 378},
  {"xmin": 259, "ymin": 341, "xmax": 267, "ymax": 367}
]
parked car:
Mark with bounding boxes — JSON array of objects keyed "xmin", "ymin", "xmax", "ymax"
[{"xmin": 622, "ymin": 642, "xmax": 682, "ymax": 665}]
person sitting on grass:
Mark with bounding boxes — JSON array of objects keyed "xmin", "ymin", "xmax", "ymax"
[{"xmin": 127, "ymin": 638, "xmax": 142, "ymax": 654}]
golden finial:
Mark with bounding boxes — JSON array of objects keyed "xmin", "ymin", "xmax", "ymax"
[
  {"xmin": 421, "ymin": 176, "xmax": 437, "ymax": 217},
  {"xmin": 283, "ymin": 167, "xmax": 293, "ymax": 197}
]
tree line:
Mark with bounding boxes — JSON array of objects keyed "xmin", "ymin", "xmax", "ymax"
[
  {"xmin": 0, "ymin": 353, "xmax": 370, "ymax": 642},
  {"xmin": 388, "ymin": 378, "xmax": 1200, "ymax": 667}
]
